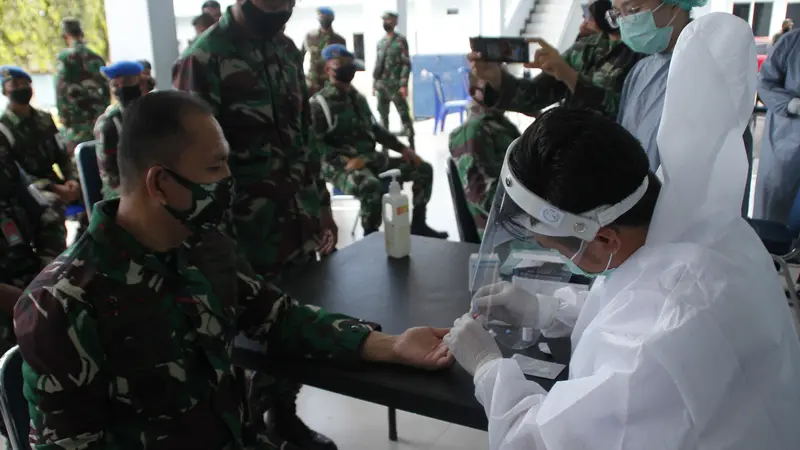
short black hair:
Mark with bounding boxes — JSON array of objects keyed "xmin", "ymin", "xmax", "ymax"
[
  {"xmin": 61, "ymin": 18, "xmax": 83, "ymax": 38},
  {"xmin": 589, "ymin": 0, "xmax": 618, "ymax": 36},
  {"xmin": 118, "ymin": 91, "xmax": 213, "ymax": 193},
  {"xmin": 137, "ymin": 59, "xmax": 152, "ymax": 71},
  {"xmin": 202, "ymin": 1, "xmax": 221, "ymax": 10},
  {"xmin": 192, "ymin": 13, "xmax": 216, "ymax": 29},
  {"xmin": 509, "ymin": 108, "xmax": 660, "ymax": 229}
]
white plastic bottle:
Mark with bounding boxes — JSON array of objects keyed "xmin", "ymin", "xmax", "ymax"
[{"xmin": 379, "ymin": 169, "xmax": 411, "ymax": 258}]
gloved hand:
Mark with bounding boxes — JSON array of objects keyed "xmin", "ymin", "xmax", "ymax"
[
  {"xmin": 443, "ymin": 313, "xmax": 502, "ymax": 376},
  {"xmin": 788, "ymin": 98, "xmax": 800, "ymax": 115},
  {"xmin": 472, "ymin": 281, "xmax": 560, "ymax": 329}
]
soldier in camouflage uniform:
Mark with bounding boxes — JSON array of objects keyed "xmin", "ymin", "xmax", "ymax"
[
  {"xmin": 13, "ymin": 90, "xmax": 452, "ymax": 450},
  {"xmin": 302, "ymin": 7, "xmax": 347, "ymax": 97},
  {"xmin": 373, "ymin": 12, "xmax": 414, "ymax": 147},
  {"xmin": 172, "ymin": 2, "xmax": 342, "ymax": 448},
  {"xmin": 0, "ymin": 67, "xmax": 81, "ymax": 216},
  {"xmin": 0, "ymin": 147, "xmax": 65, "ymax": 357},
  {"xmin": 55, "ymin": 18, "xmax": 110, "ymax": 153},
  {"xmin": 448, "ymin": 77, "xmax": 521, "ymax": 236},
  {"xmin": 94, "ymin": 61, "xmax": 144, "ymax": 200},
  {"xmin": 312, "ymin": 44, "xmax": 447, "ymax": 238},
  {"xmin": 473, "ymin": 1, "xmax": 642, "ymax": 119}
]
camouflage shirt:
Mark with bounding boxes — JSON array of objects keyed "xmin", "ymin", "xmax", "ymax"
[
  {"xmin": 302, "ymin": 28, "xmax": 347, "ymax": 95},
  {"xmin": 448, "ymin": 103, "xmax": 521, "ymax": 234},
  {"xmin": 311, "ymin": 83, "xmax": 405, "ymax": 173},
  {"xmin": 14, "ymin": 200, "xmax": 374, "ymax": 450},
  {"xmin": 0, "ymin": 107, "xmax": 75, "ymax": 186},
  {"xmin": 54, "ymin": 41, "xmax": 110, "ymax": 145},
  {"xmin": 373, "ymin": 33, "xmax": 411, "ymax": 90},
  {"xmin": 94, "ymin": 103, "xmax": 124, "ymax": 200},
  {"xmin": 173, "ymin": 9, "xmax": 331, "ymax": 276},
  {"xmin": 483, "ymin": 34, "xmax": 643, "ymax": 118}
]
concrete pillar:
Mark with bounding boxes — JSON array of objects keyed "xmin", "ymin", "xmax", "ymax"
[
  {"xmin": 770, "ymin": 0, "xmax": 789, "ymax": 36},
  {"xmin": 104, "ymin": 0, "xmax": 179, "ymax": 90}
]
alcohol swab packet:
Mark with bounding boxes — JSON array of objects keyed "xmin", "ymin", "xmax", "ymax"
[{"xmin": 512, "ymin": 353, "xmax": 566, "ymax": 380}]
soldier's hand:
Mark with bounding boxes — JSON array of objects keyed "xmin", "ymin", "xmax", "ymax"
[
  {"xmin": 346, "ymin": 158, "xmax": 366, "ymax": 172},
  {"xmin": 399, "ymin": 87, "xmax": 408, "ymax": 99},
  {"xmin": 401, "ymin": 148, "xmax": 421, "ymax": 167},
  {"xmin": 467, "ymin": 52, "xmax": 503, "ymax": 89},
  {"xmin": 524, "ymin": 38, "xmax": 578, "ymax": 91}
]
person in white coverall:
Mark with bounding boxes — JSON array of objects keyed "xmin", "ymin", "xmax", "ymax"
[{"xmin": 444, "ymin": 13, "xmax": 800, "ymax": 450}]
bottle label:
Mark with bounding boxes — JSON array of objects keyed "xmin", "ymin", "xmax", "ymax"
[{"xmin": 396, "ymin": 205, "xmax": 409, "ymax": 216}]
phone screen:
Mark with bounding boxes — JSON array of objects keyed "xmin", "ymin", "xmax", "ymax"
[{"xmin": 470, "ymin": 37, "xmax": 529, "ymax": 63}]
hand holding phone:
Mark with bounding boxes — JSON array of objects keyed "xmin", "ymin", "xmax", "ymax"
[{"xmin": 469, "ymin": 37, "xmax": 530, "ymax": 63}]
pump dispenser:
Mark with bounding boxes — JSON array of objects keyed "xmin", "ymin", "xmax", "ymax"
[{"xmin": 379, "ymin": 169, "xmax": 411, "ymax": 258}]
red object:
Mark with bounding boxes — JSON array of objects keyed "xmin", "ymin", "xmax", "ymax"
[
  {"xmin": 755, "ymin": 36, "xmax": 770, "ymax": 72},
  {"xmin": 758, "ymin": 54, "xmax": 768, "ymax": 71}
]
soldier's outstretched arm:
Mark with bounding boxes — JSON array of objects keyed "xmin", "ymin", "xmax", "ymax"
[{"xmin": 14, "ymin": 283, "xmax": 111, "ymax": 449}]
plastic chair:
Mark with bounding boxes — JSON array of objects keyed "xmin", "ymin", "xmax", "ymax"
[
  {"xmin": 0, "ymin": 346, "xmax": 31, "ymax": 450},
  {"xmin": 75, "ymin": 141, "xmax": 102, "ymax": 217},
  {"xmin": 457, "ymin": 67, "xmax": 470, "ymax": 100},
  {"xmin": 446, "ymin": 157, "xmax": 481, "ymax": 244},
  {"xmin": 432, "ymin": 73, "xmax": 469, "ymax": 135}
]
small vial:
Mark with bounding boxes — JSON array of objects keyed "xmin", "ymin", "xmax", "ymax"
[{"xmin": 521, "ymin": 327, "xmax": 534, "ymax": 342}]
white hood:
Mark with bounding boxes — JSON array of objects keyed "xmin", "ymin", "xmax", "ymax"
[{"xmin": 649, "ymin": 13, "xmax": 758, "ymax": 245}]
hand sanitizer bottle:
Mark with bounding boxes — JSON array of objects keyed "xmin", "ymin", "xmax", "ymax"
[{"xmin": 379, "ymin": 169, "xmax": 411, "ymax": 258}]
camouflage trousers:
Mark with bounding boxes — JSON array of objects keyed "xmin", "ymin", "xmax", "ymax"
[
  {"xmin": 327, "ymin": 156, "xmax": 433, "ymax": 233},
  {"xmin": 377, "ymin": 85, "xmax": 414, "ymax": 138}
]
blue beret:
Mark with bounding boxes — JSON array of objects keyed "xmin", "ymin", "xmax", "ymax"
[
  {"xmin": 322, "ymin": 44, "xmax": 353, "ymax": 61},
  {"xmin": 317, "ymin": 7, "xmax": 334, "ymax": 16},
  {"xmin": 100, "ymin": 61, "xmax": 144, "ymax": 79},
  {"xmin": 0, "ymin": 66, "xmax": 31, "ymax": 83}
]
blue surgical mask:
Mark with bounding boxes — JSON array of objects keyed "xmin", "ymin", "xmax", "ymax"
[
  {"xmin": 618, "ymin": 3, "xmax": 677, "ymax": 55},
  {"xmin": 557, "ymin": 243, "xmax": 616, "ymax": 279}
]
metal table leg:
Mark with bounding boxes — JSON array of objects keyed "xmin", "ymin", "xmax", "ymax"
[{"xmin": 388, "ymin": 407, "xmax": 398, "ymax": 441}]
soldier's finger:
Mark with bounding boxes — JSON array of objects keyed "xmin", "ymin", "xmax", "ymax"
[
  {"xmin": 467, "ymin": 52, "xmax": 482, "ymax": 61},
  {"xmin": 526, "ymin": 37, "xmax": 555, "ymax": 50}
]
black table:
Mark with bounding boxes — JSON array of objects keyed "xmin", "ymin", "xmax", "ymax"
[{"xmin": 233, "ymin": 233, "xmax": 571, "ymax": 434}]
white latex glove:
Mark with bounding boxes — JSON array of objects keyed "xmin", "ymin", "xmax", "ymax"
[
  {"xmin": 789, "ymin": 98, "xmax": 800, "ymax": 115},
  {"xmin": 472, "ymin": 281, "xmax": 560, "ymax": 329},
  {"xmin": 443, "ymin": 313, "xmax": 503, "ymax": 376}
]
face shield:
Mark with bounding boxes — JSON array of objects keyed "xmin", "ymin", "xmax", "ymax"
[{"xmin": 470, "ymin": 138, "xmax": 649, "ymax": 349}]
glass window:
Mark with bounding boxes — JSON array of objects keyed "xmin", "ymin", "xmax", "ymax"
[{"xmin": 732, "ymin": 3, "xmax": 751, "ymax": 22}]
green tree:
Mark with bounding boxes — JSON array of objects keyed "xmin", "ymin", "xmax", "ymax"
[{"xmin": 0, "ymin": 0, "xmax": 108, "ymax": 73}]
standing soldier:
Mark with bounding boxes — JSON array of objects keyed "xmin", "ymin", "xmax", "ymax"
[
  {"xmin": 138, "ymin": 59, "xmax": 156, "ymax": 93},
  {"xmin": 54, "ymin": 18, "xmax": 110, "ymax": 154},
  {"xmin": 94, "ymin": 61, "xmax": 144, "ymax": 200},
  {"xmin": 173, "ymin": 1, "xmax": 339, "ymax": 449},
  {"xmin": 373, "ymin": 12, "xmax": 414, "ymax": 148},
  {"xmin": 302, "ymin": 7, "xmax": 346, "ymax": 97},
  {"xmin": 0, "ymin": 67, "xmax": 80, "ymax": 212},
  {"xmin": 312, "ymin": 44, "xmax": 448, "ymax": 238}
]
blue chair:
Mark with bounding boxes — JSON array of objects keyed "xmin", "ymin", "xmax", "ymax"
[
  {"xmin": 457, "ymin": 67, "xmax": 470, "ymax": 100},
  {"xmin": 0, "ymin": 346, "xmax": 31, "ymax": 450},
  {"xmin": 432, "ymin": 73, "xmax": 469, "ymax": 135},
  {"xmin": 75, "ymin": 140, "xmax": 102, "ymax": 217}
]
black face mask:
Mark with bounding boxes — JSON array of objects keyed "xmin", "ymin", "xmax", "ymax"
[
  {"xmin": 145, "ymin": 78, "xmax": 156, "ymax": 92},
  {"xmin": 10, "ymin": 87, "xmax": 32, "ymax": 105},
  {"xmin": 319, "ymin": 18, "xmax": 333, "ymax": 28},
  {"xmin": 334, "ymin": 64, "xmax": 357, "ymax": 83},
  {"xmin": 241, "ymin": 0, "xmax": 292, "ymax": 38},
  {"xmin": 383, "ymin": 22, "xmax": 394, "ymax": 32},
  {"xmin": 115, "ymin": 85, "xmax": 142, "ymax": 106}
]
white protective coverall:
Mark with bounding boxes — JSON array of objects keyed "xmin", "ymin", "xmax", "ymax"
[{"xmin": 474, "ymin": 13, "xmax": 800, "ymax": 450}]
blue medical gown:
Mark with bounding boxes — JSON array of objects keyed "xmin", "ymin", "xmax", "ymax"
[
  {"xmin": 753, "ymin": 30, "xmax": 800, "ymax": 223},
  {"xmin": 617, "ymin": 53, "xmax": 673, "ymax": 171}
]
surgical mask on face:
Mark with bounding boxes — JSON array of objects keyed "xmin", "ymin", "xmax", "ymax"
[
  {"xmin": 333, "ymin": 64, "xmax": 357, "ymax": 83},
  {"xmin": 618, "ymin": 3, "xmax": 678, "ymax": 54},
  {"xmin": 557, "ymin": 242, "xmax": 616, "ymax": 279},
  {"xmin": 10, "ymin": 87, "xmax": 32, "ymax": 105},
  {"xmin": 241, "ymin": 0, "xmax": 293, "ymax": 39},
  {"xmin": 160, "ymin": 168, "xmax": 235, "ymax": 235},
  {"xmin": 115, "ymin": 85, "xmax": 142, "ymax": 106}
]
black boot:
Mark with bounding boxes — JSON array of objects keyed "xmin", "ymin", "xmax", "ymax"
[
  {"xmin": 266, "ymin": 402, "xmax": 338, "ymax": 450},
  {"xmin": 411, "ymin": 207, "xmax": 448, "ymax": 239}
]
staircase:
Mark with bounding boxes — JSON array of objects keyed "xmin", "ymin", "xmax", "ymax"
[{"xmin": 519, "ymin": 0, "xmax": 584, "ymax": 52}]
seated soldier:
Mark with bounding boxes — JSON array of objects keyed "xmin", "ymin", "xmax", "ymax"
[
  {"xmin": 1, "ymin": 147, "xmax": 65, "ymax": 354},
  {"xmin": 311, "ymin": 44, "xmax": 447, "ymax": 238},
  {"xmin": 448, "ymin": 75, "xmax": 521, "ymax": 236},
  {"xmin": 94, "ymin": 60, "xmax": 144, "ymax": 200},
  {"xmin": 14, "ymin": 90, "xmax": 452, "ymax": 449},
  {"xmin": 0, "ymin": 66, "xmax": 80, "ymax": 210}
]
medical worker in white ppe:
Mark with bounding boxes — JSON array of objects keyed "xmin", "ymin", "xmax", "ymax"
[{"xmin": 444, "ymin": 13, "xmax": 800, "ymax": 450}]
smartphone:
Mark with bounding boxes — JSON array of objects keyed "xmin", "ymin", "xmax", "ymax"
[{"xmin": 470, "ymin": 37, "xmax": 530, "ymax": 63}]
